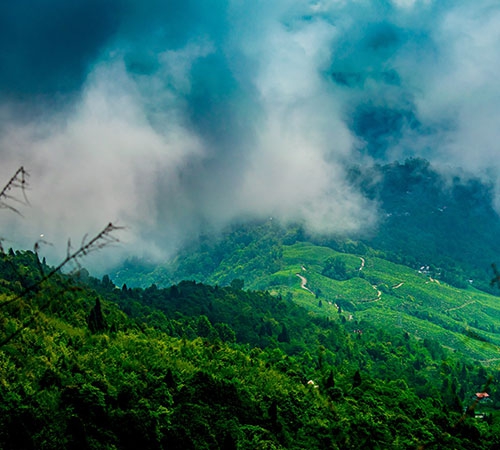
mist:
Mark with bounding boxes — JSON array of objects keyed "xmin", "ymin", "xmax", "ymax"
[{"xmin": 1, "ymin": 0, "xmax": 499, "ymax": 273}]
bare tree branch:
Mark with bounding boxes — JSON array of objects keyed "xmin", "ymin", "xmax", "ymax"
[
  {"xmin": 0, "ymin": 167, "xmax": 29, "ymax": 215},
  {"xmin": 0, "ymin": 222, "xmax": 124, "ymax": 310},
  {"xmin": 0, "ymin": 168, "xmax": 125, "ymax": 347}
]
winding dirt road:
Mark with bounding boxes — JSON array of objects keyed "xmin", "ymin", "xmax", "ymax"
[{"xmin": 296, "ymin": 273, "xmax": 314, "ymax": 295}]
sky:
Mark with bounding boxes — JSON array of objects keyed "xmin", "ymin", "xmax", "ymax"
[{"xmin": 1, "ymin": 0, "xmax": 500, "ymax": 272}]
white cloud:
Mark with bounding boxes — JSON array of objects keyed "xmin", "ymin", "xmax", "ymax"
[
  {"xmin": 0, "ymin": 59, "xmax": 207, "ymax": 269},
  {"xmin": 2, "ymin": 0, "xmax": 500, "ymax": 272}
]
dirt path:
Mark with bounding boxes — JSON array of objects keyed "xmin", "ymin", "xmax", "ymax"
[
  {"xmin": 359, "ymin": 257, "xmax": 365, "ymax": 271},
  {"xmin": 446, "ymin": 301, "xmax": 476, "ymax": 313},
  {"xmin": 296, "ymin": 273, "xmax": 314, "ymax": 295},
  {"xmin": 393, "ymin": 282, "xmax": 404, "ymax": 289},
  {"xmin": 361, "ymin": 285, "xmax": 382, "ymax": 302}
]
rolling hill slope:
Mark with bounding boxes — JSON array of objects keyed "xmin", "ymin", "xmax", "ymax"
[
  {"xmin": 265, "ymin": 242, "xmax": 500, "ymax": 363},
  {"xmin": 110, "ymin": 159, "xmax": 500, "ymax": 366},
  {"xmin": 113, "ymin": 220, "xmax": 500, "ymax": 366}
]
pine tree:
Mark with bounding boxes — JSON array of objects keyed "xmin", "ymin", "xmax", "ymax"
[
  {"xmin": 325, "ymin": 370, "xmax": 335, "ymax": 390},
  {"xmin": 88, "ymin": 298, "xmax": 106, "ymax": 333}
]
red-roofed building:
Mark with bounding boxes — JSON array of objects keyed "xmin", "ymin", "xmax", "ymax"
[{"xmin": 475, "ymin": 392, "xmax": 490, "ymax": 400}]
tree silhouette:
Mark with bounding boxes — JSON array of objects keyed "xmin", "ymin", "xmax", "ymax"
[
  {"xmin": 0, "ymin": 166, "xmax": 29, "ymax": 216},
  {"xmin": 88, "ymin": 298, "xmax": 107, "ymax": 333},
  {"xmin": 278, "ymin": 323, "xmax": 290, "ymax": 343}
]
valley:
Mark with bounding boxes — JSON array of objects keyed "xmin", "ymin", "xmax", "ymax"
[{"xmin": 113, "ymin": 218, "xmax": 500, "ymax": 367}]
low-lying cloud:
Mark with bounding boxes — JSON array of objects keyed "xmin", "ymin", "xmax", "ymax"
[{"xmin": 1, "ymin": 0, "xmax": 499, "ymax": 272}]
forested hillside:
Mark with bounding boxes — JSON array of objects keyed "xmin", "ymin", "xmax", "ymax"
[
  {"xmin": 113, "ymin": 159, "xmax": 500, "ymax": 294},
  {"xmin": 352, "ymin": 158, "xmax": 500, "ymax": 292},
  {"xmin": 110, "ymin": 160, "xmax": 500, "ymax": 364},
  {"xmin": 1, "ymin": 249, "xmax": 500, "ymax": 449}
]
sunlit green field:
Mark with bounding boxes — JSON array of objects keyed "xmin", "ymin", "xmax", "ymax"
[{"xmin": 260, "ymin": 243, "xmax": 500, "ymax": 365}]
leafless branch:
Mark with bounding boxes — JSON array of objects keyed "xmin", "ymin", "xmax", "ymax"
[
  {"xmin": 0, "ymin": 167, "xmax": 29, "ymax": 215},
  {"xmin": 0, "ymin": 168, "xmax": 125, "ymax": 347},
  {"xmin": 0, "ymin": 222, "xmax": 124, "ymax": 310},
  {"xmin": 50, "ymin": 222, "xmax": 124, "ymax": 275}
]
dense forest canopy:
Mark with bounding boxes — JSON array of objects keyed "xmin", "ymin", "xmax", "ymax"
[{"xmin": 1, "ymin": 245, "xmax": 500, "ymax": 449}]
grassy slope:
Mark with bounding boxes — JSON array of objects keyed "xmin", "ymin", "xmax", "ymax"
[
  {"xmin": 256, "ymin": 242, "xmax": 500, "ymax": 365},
  {"xmin": 111, "ymin": 218, "xmax": 500, "ymax": 366}
]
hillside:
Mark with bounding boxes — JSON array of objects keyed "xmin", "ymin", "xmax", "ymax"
[
  {"xmin": 3, "ymin": 159, "xmax": 500, "ymax": 448},
  {"xmin": 113, "ymin": 159, "xmax": 500, "ymax": 293},
  {"xmin": 1, "ymin": 250, "xmax": 500, "ymax": 449},
  {"xmin": 352, "ymin": 158, "xmax": 500, "ymax": 292},
  {"xmin": 111, "ymin": 159, "xmax": 500, "ymax": 366},
  {"xmin": 115, "ymin": 230, "xmax": 500, "ymax": 365},
  {"xmin": 267, "ymin": 242, "xmax": 500, "ymax": 363}
]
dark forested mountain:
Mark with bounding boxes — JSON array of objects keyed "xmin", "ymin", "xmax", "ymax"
[{"xmin": 352, "ymin": 158, "xmax": 500, "ymax": 292}]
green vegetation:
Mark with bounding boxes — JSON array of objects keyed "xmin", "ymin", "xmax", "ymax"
[
  {"xmin": 115, "ymin": 158, "xmax": 500, "ymax": 295},
  {"xmin": 3, "ymin": 160, "xmax": 500, "ymax": 448},
  {"xmin": 114, "ymin": 219, "xmax": 500, "ymax": 365},
  {"xmin": 1, "ymin": 249, "xmax": 500, "ymax": 449}
]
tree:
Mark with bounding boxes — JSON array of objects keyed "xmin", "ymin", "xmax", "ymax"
[
  {"xmin": 0, "ymin": 167, "xmax": 123, "ymax": 346},
  {"xmin": 230, "ymin": 279, "xmax": 245, "ymax": 290},
  {"xmin": 215, "ymin": 323, "xmax": 236, "ymax": 343},
  {"xmin": 322, "ymin": 257, "xmax": 349, "ymax": 281},
  {"xmin": 325, "ymin": 370, "xmax": 335, "ymax": 390},
  {"xmin": 353, "ymin": 369, "xmax": 362, "ymax": 388},
  {"xmin": 196, "ymin": 315, "xmax": 218, "ymax": 341},
  {"xmin": 88, "ymin": 298, "xmax": 106, "ymax": 333}
]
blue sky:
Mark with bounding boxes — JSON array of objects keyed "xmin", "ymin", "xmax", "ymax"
[{"xmin": 1, "ymin": 0, "xmax": 499, "ymax": 269}]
